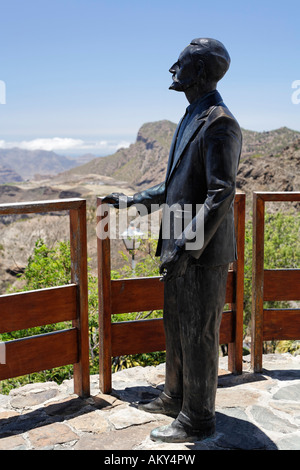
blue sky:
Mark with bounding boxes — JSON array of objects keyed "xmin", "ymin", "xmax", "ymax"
[{"xmin": 0, "ymin": 0, "xmax": 299, "ymax": 156}]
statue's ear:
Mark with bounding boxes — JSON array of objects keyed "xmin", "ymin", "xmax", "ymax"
[
  {"xmin": 194, "ymin": 58, "xmax": 206, "ymax": 84},
  {"xmin": 191, "ymin": 52, "xmax": 206, "ymax": 81}
]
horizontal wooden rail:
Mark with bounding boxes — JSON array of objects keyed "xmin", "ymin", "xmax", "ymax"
[
  {"xmin": 111, "ymin": 277, "xmax": 164, "ymax": 315},
  {"xmin": 264, "ymin": 270, "xmax": 300, "ymax": 301},
  {"xmin": 111, "ymin": 272, "xmax": 235, "ymax": 315},
  {"xmin": 263, "ymin": 309, "xmax": 300, "ymax": 341},
  {"xmin": 0, "ymin": 285, "xmax": 77, "ymax": 334},
  {"xmin": 0, "ymin": 198, "xmax": 84, "ymax": 215},
  {"xmin": 253, "ymin": 192, "xmax": 300, "ymax": 202},
  {"xmin": 111, "ymin": 319, "xmax": 165, "ymax": 356},
  {"xmin": 0, "ymin": 329, "xmax": 78, "ymax": 381},
  {"xmin": 219, "ymin": 311, "xmax": 235, "ymax": 344},
  {"xmin": 111, "ymin": 310, "xmax": 235, "ymax": 357}
]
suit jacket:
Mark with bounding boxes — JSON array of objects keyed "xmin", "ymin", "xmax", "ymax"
[{"xmin": 133, "ymin": 90, "xmax": 242, "ymax": 267}]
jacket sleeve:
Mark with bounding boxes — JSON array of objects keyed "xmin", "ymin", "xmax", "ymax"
[
  {"xmin": 133, "ymin": 181, "xmax": 166, "ymax": 213},
  {"xmin": 175, "ymin": 115, "xmax": 242, "ymax": 258}
]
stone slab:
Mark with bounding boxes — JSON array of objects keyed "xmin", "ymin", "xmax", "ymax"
[
  {"xmin": 68, "ymin": 411, "xmax": 110, "ymax": 434},
  {"xmin": 0, "ymin": 434, "xmax": 27, "ymax": 450},
  {"xmin": 107, "ymin": 405, "xmax": 157, "ymax": 430},
  {"xmin": 27, "ymin": 422, "xmax": 78, "ymax": 449}
]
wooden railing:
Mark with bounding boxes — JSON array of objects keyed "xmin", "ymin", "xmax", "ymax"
[
  {"xmin": 251, "ymin": 192, "xmax": 300, "ymax": 372},
  {"xmin": 0, "ymin": 199, "xmax": 90, "ymax": 397},
  {"xmin": 97, "ymin": 192, "xmax": 245, "ymax": 393}
]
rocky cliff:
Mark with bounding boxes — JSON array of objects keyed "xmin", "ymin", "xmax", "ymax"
[{"xmin": 61, "ymin": 120, "xmax": 176, "ymax": 188}]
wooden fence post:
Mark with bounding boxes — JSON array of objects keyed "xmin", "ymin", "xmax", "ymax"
[
  {"xmin": 97, "ymin": 198, "xmax": 113, "ymax": 393},
  {"xmin": 251, "ymin": 192, "xmax": 265, "ymax": 373},
  {"xmin": 70, "ymin": 201, "xmax": 90, "ymax": 397},
  {"xmin": 228, "ymin": 193, "xmax": 245, "ymax": 374}
]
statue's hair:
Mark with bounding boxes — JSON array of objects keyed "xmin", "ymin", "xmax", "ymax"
[{"xmin": 189, "ymin": 38, "xmax": 231, "ymax": 83}]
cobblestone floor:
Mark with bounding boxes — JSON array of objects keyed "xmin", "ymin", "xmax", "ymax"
[{"xmin": 0, "ymin": 354, "xmax": 299, "ymax": 451}]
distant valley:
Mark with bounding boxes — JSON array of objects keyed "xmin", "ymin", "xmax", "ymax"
[{"xmin": 0, "ymin": 148, "xmax": 97, "ymax": 183}]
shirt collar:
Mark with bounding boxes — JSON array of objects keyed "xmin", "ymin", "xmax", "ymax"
[{"xmin": 186, "ymin": 90, "xmax": 222, "ymax": 115}]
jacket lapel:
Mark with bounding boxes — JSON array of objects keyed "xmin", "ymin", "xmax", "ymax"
[
  {"xmin": 165, "ymin": 115, "xmax": 185, "ymax": 180},
  {"xmin": 166, "ymin": 107, "xmax": 213, "ymax": 184},
  {"xmin": 165, "ymin": 90, "xmax": 224, "ymax": 185}
]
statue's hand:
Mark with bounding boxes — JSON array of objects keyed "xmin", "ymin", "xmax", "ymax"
[
  {"xmin": 102, "ymin": 192, "xmax": 134, "ymax": 209},
  {"xmin": 160, "ymin": 246, "xmax": 190, "ymax": 282}
]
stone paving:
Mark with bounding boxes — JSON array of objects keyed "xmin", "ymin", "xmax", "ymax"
[{"xmin": 0, "ymin": 353, "xmax": 299, "ymax": 451}]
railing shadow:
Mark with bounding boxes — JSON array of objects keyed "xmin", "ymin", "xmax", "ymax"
[
  {"xmin": 186, "ymin": 412, "xmax": 278, "ymax": 450},
  {"xmin": 0, "ymin": 395, "xmax": 110, "ymax": 438},
  {"xmin": 260, "ymin": 368, "xmax": 300, "ymax": 381}
]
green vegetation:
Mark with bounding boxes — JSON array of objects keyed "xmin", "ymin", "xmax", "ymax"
[{"xmin": 0, "ymin": 210, "xmax": 299, "ymax": 394}]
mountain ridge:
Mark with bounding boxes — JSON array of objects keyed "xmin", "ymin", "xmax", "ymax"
[
  {"xmin": 1, "ymin": 121, "xmax": 299, "ymax": 200},
  {"xmin": 58, "ymin": 120, "xmax": 300, "ymax": 191}
]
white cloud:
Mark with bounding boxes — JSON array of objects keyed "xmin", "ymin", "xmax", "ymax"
[
  {"xmin": 19, "ymin": 137, "xmax": 85, "ymax": 152},
  {"xmin": 0, "ymin": 137, "xmax": 131, "ymax": 155}
]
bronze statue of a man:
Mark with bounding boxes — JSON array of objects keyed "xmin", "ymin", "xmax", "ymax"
[{"xmin": 104, "ymin": 38, "xmax": 242, "ymax": 443}]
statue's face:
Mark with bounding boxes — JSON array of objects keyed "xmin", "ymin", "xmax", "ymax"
[{"xmin": 169, "ymin": 46, "xmax": 198, "ymax": 92}]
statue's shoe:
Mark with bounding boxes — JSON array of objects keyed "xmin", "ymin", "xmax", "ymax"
[
  {"xmin": 150, "ymin": 418, "xmax": 215, "ymax": 443},
  {"xmin": 138, "ymin": 392, "xmax": 181, "ymax": 418}
]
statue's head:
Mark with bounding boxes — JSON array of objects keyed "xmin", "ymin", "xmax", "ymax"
[{"xmin": 169, "ymin": 38, "xmax": 231, "ymax": 94}]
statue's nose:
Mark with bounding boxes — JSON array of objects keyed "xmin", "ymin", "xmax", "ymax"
[{"xmin": 169, "ymin": 63, "xmax": 177, "ymax": 73}]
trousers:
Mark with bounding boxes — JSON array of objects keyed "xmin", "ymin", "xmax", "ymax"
[{"xmin": 163, "ymin": 262, "xmax": 229, "ymax": 430}]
